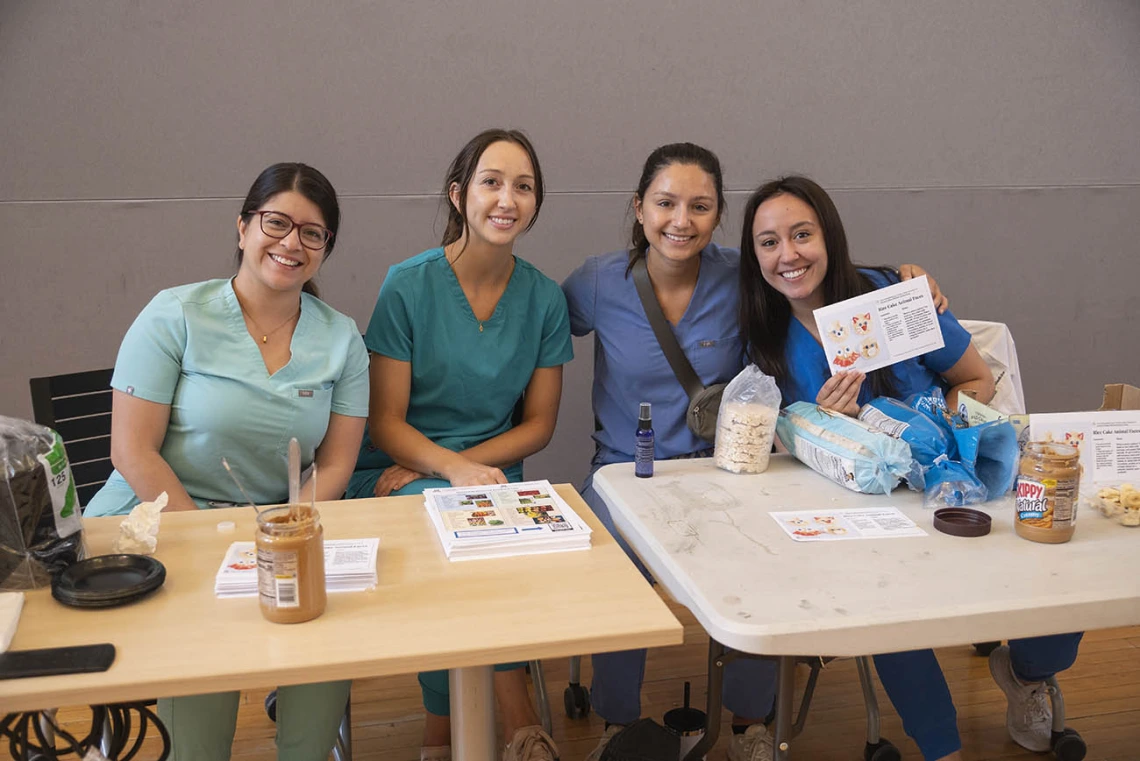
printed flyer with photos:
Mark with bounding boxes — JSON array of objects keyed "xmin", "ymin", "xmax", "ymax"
[{"xmin": 812, "ymin": 275, "xmax": 944, "ymax": 375}]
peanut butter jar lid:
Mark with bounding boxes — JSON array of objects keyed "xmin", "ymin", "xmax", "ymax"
[{"xmin": 933, "ymin": 508, "xmax": 992, "ymax": 538}]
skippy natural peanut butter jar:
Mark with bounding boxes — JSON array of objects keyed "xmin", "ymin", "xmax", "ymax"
[
  {"xmin": 255, "ymin": 505, "xmax": 326, "ymax": 623},
  {"xmin": 1015, "ymin": 442, "xmax": 1081, "ymax": 544}
]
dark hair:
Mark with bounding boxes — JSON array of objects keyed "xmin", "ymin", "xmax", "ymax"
[
  {"xmin": 441, "ymin": 129, "xmax": 544, "ymax": 253},
  {"xmin": 628, "ymin": 143, "xmax": 726, "ymax": 270},
  {"xmin": 236, "ymin": 162, "xmax": 340, "ymax": 298},
  {"xmin": 739, "ymin": 175, "xmax": 898, "ymax": 399}
]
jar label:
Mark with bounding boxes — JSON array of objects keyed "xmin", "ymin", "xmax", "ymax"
[
  {"xmin": 257, "ymin": 548, "xmax": 300, "ymax": 608},
  {"xmin": 1016, "ymin": 475, "xmax": 1078, "ymax": 529}
]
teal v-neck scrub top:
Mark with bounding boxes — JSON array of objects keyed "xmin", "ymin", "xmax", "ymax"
[
  {"xmin": 347, "ymin": 248, "xmax": 573, "ymax": 498},
  {"xmin": 84, "ymin": 279, "xmax": 369, "ymax": 516}
]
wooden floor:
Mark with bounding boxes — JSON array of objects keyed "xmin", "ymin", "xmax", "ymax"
[{"xmin": 53, "ymin": 594, "xmax": 1140, "ymax": 760}]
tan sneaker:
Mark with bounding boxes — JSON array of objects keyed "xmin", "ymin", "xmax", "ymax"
[
  {"xmin": 502, "ymin": 725, "xmax": 559, "ymax": 761},
  {"xmin": 420, "ymin": 745, "xmax": 451, "ymax": 761},
  {"xmin": 585, "ymin": 724, "xmax": 624, "ymax": 761},
  {"xmin": 727, "ymin": 725, "xmax": 774, "ymax": 761}
]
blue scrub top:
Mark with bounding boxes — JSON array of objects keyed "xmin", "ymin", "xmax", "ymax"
[
  {"xmin": 84, "ymin": 279, "xmax": 370, "ymax": 516},
  {"xmin": 780, "ymin": 269, "xmax": 972, "ymax": 406},
  {"xmin": 561, "ymin": 244, "xmax": 745, "ymax": 465},
  {"xmin": 348, "ymin": 248, "xmax": 573, "ymax": 498}
]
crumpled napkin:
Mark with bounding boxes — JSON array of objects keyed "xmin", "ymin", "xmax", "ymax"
[
  {"xmin": 0, "ymin": 592, "xmax": 23, "ymax": 653},
  {"xmin": 112, "ymin": 492, "xmax": 169, "ymax": 554}
]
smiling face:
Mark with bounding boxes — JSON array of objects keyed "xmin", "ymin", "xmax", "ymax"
[
  {"xmin": 450, "ymin": 140, "xmax": 537, "ymax": 252},
  {"xmin": 634, "ymin": 162, "xmax": 719, "ymax": 267},
  {"xmin": 236, "ymin": 190, "xmax": 327, "ymax": 294},
  {"xmin": 751, "ymin": 193, "xmax": 829, "ymax": 311}
]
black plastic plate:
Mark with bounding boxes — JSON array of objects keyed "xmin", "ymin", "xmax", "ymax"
[{"xmin": 52, "ymin": 554, "xmax": 166, "ymax": 608}]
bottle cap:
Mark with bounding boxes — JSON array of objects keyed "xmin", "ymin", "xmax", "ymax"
[
  {"xmin": 933, "ymin": 508, "xmax": 991, "ymax": 537},
  {"xmin": 639, "ymin": 402, "xmax": 652, "ymax": 421}
]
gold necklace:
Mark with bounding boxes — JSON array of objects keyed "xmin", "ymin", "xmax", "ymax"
[{"xmin": 237, "ymin": 300, "xmax": 301, "ymax": 343}]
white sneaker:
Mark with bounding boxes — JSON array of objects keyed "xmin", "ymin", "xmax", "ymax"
[
  {"xmin": 585, "ymin": 724, "xmax": 624, "ymax": 761},
  {"xmin": 727, "ymin": 725, "xmax": 774, "ymax": 761},
  {"xmin": 988, "ymin": 645, "xmax": 1053, "ymax": 752},
  {"xmin": 420, "ymin": 745, "xmax": 451, "ymax": 761},
  {"xmin": 502, "ymin": 725, "xmax": 559, "ymax": 761}
]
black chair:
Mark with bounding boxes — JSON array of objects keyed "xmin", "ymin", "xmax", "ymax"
[{"xmin": 29, "ymin": 368, "xmax": 115, "ymax": 511}]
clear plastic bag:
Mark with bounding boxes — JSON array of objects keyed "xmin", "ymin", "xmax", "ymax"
[
  {"xmin": 0, "ymin": 416, "xmax": 85, "ymax": 590},
  {"xmin": 714, "ymin": 365, "xmax": 781, "ymax": 474}
]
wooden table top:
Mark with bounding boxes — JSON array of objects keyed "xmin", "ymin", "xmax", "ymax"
[{"xmin": 1, "ymin": 485, "xmax": 682, "ymax": 712}]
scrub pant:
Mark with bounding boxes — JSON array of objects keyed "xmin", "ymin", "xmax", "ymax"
[
  {"xmin": 873, "ymin": 633, "xmax": 1083, "ymax": 759},
  {"xmin": 158, "ymin": 680, "xmax": 350, "ymax": 761}
]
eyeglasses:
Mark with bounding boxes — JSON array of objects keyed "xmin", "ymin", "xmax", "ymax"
[{"xmin": 248, "ymin": 210, "xmax": 333, "ymax": 250}]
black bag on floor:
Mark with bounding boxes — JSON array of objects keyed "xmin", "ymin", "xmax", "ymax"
[{"xmin": 600, "ymin": 719, "xmax": 680, "ymax": 761}]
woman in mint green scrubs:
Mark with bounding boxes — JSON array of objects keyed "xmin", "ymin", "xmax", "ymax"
[
  {"xmin": 86, "ymin": 163, "xmax": 368, "ymax": 761},
  {"xmin": 348, "ymin": 130, "xmax": 571, "ymax": 761}
]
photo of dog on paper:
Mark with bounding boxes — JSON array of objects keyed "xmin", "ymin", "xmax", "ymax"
[{"xmin": 812, "ymin": 275, "xmax": 945, "ymax": 375}]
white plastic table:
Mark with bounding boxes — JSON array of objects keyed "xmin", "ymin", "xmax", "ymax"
[{"xmin": 593, "ymin": 455, "xmax": 1140, "ymax": 759}]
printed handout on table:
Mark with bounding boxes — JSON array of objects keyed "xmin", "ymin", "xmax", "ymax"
[
  {"xmin": 770, "ymin": 507, "xmax": 928, "ymax": 541},
  {"xmin": 813, "ymin": 275, "xmax": 944, "ymax": 375}
]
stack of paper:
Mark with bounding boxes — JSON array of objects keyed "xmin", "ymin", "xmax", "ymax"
[
  {"xmin": 423, "ymin": 480, "xmax": 592, "ymax": 561},
  {"xmin": 214, "ymin": 538, "xmax": 379, "ymax": 598}
]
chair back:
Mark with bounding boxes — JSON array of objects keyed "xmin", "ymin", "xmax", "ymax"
[
  {"xmin": 28, "ymin": 368, "xmax": 114, "ymax": 509},
  {"xmin": 959, "ymin": 320, "xmax": 1026, "ymax": 415}
]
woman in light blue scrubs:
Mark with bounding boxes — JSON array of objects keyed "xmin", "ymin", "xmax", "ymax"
[
  {"xmin": 86, "ymin": 163, "xmax": 369, "ymax": 761},
  {"xmin": 348, "ymin": 129, "xmax": 571, "ymax": 761},
  {"xmin": 738, "ymin": 174, "xmax": 1082, "ymax": 761},
  {"xmin": 562, "ymin": 145, "xmax": 946, "ymax": 761}
]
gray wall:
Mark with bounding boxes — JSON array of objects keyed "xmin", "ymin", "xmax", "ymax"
[{"xmin": 3, "ymin": 1, "xmax": 1138, "ymax": 490}]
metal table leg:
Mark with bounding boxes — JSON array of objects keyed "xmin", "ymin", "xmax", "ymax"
[
  {"xmin": 771, "ymin": 656, "xmax": 796, "ymax": 761},
  {"xmin": 683, "ymin": 639, "xmax": 727, "ymax": 761}
]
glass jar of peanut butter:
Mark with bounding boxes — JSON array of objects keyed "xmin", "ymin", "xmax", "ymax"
[
  {"xmin": 255, "ymin": 505, "xmax": 326, "ymax": 623},
  {"xmin": 1014, "ymin": 442, "xmax": 1080, "ymax": 544}
]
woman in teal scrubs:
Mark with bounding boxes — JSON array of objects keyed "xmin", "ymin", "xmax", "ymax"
[
  {"xmin": 86, "ymin": 163, "xmax": 369, "ymax": 760},
  {"xmin": 348, "ymin": 129, "xmax": 571, "ymax": 761}
]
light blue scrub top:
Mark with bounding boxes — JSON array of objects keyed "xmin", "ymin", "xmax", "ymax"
[
  {"xmin": 561, "ymin": 244, "xmax": 745, "ymax": 466},
  {"xmin": 84, "ymin": 279, "xmax": 370, "ymax": 516},
  {"xmin": 780, "ymin": 269, "xmax": 973, "ymax": 406},
  {"xmin": 347, "ymin": 248, "xmax": 573, "ymax": 498}
]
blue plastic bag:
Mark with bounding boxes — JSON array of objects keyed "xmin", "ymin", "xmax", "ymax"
[{"xmin": 858, "ymin": 397, "xmax": 951, "ymax": 469}]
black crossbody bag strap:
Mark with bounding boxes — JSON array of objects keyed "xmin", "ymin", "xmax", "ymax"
[{"xmin": 630, "ymin": 255, "xmax": 705, "ymax": 400}]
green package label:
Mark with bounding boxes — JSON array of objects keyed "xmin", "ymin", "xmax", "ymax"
[{"xmin": 36, "ymin": 433, "xmax": 82, "ymax": 538}]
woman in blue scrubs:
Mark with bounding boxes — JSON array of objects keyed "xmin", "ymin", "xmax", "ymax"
[
  {"xmin": 562, "ymin": 144, "xmax": 944, "ymax": 761},
  {"xmin": 87, "ymin": 163, "xmax": 370, "ymax": 761},
  {"xmin": 738, "ymin": 174, "xmax": 1082, "ymax": 761},
  {"xmin": 348, "ymin": 129, "xmax": 571, "ymax": 761}
]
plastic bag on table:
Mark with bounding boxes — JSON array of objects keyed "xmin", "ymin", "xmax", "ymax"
[
  {"xmin": 714, "ymin": 365, "xmax": 781, "ymax": 474},
  {"xmin": 858, "ymin": 396, "xmax": 951, "ymax": 469},
  {"xmin": 776, "ymin": 402, "xmax": 914, "ymax": 494},
  {"xmin": 951, "ymin": 419, "xmax": 1019, "ymax": 497},
  {"xmin": 924, "ymin": 454, "xmax": 988, "ymax": 507},
  {"xmin": 0, "ymin": 416, "xmax": 85, "ymax": 590}
]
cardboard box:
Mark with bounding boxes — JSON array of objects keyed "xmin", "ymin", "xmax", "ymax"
[{"xmin": 1100, "ymin": 383, "xmax": 1140, "ymax": 411}]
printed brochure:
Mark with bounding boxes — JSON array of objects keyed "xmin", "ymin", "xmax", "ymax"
[{"xmin": 423, "ymin": 480, "xmax": 592, "ymax": 560}]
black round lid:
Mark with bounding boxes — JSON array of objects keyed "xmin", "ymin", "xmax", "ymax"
[
  {"xmin": 662, "ymin": 706, "xmax": 706, "ymax": 734},
  {"xmin": 52, "ymin": 554, "xmax": 166, "ymax": 609},
  {"xmin": 933, "ymin": 508, "xmax": 992, "ymax": 538}
]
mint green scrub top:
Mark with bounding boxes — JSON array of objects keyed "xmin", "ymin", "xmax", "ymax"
[
  {"xmin": 84, "ymin": 279, "xmax": 369, "ymax": 516},
  {"xmin": 347, "ymin": 248, "xmax": 573, "ymax": 498}
]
